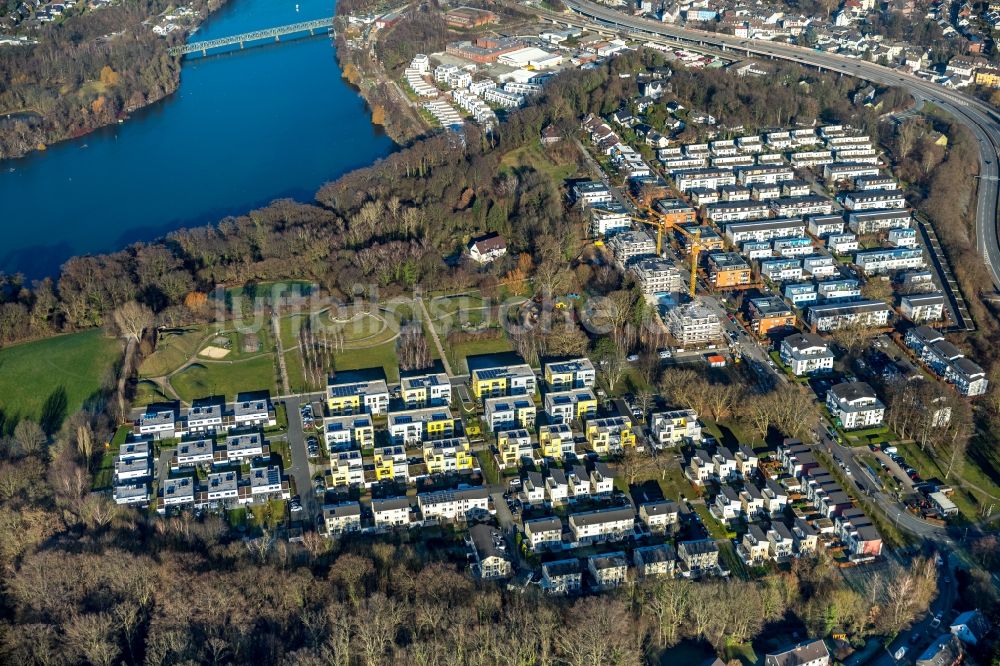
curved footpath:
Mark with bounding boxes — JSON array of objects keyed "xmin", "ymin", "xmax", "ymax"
[{"xmin": 552, "ymin": 0, "xmax": 1000, "ymax": 290}]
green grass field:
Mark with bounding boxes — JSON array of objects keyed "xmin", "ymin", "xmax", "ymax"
[
  {"xmin": 446, "ymin": 336, "xmax": 514, "ymax": 374},
  {"xmin": 0, "ymin": 329, "xmax": 121, "ymax": 428},
  {"xmin": 500, "ymin": 141, "xmax": 579, "ymax": 183},
  {"xmin": 333, "ymin": 341, "xmax": 400, "ymax": 383},
  {"xmin": 139, "ymin": 326, "xmax": 213, "ymax": 377},
  {"xmin": 170, "ymin": 356, "xmax": 278, "ymax": 403}
]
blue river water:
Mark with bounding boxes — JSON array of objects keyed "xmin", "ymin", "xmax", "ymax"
[{"xmin": 0, "ymin": 0, "xmax": 394, "ymax": 279}]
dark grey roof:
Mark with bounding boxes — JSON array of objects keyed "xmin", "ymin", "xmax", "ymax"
[
  {"xmin": 570, "ymin": 507, "xmax": 635, "ymax": 526},
  {"xmin": 764, "ymin": 639, "xmax": 830, "ymax": 666}
]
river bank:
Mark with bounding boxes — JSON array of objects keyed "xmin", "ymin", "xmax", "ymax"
[{"xmin": 0, "ymin": 0, "xmax": 228, "ymax": 161}]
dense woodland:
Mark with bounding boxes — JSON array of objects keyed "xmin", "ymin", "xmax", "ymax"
[{"xmin": 0, "ymin": 0, "xmax": 226, "ymax": 159}]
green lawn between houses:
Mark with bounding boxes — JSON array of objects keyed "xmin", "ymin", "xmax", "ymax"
[
  {"xmin": 0, "ymin": 329, "xmax": 122, "ymax": 430},
  {"xmin": 170, "ymin": 355, "xmax": 279, "ymax": 403}
]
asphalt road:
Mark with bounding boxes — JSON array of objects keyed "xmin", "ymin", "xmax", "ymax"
[
  {"xmin": 282, "ymin": 394, "xmax": 323, "ymax": 524},
  {"xmin": 550, "ymin": 0, "xmax": 1000, "ymax": 290}
]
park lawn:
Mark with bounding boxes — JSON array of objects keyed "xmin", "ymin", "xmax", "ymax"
[
  {"xmin": 334, "ymin": 341, "xmax": 400, "ymax": 383},
  {"xmin": 133, "ymin": 380, "xmax": 169, "ymax": 407},
  {"xmin": 500, "ymin": 141, "xmax": 579, "ymax": 182},
  {"xmin": 139, "ymin": 325, "xmax": 212, "ymax": 377},
  {"xmin": 279, "ymin": 315, "xmax": 307, "ymax": 350},
  {"xmin": 171, "ymin": 355, "xmax": 278, "ymax": 403},
  {"xmin": 0, "ymin": 329, "xmax": 122, "ymax": 426},
  {"xmin": 447, "ymin": 335, "xmax": 514, "ymax": 374},
  {"xmin": 284, "ymin": 350, "xmax": 312, "ymax": 394}
]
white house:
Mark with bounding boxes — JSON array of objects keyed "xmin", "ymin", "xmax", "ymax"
[{"xmin": 826, "ymin": 382, "xmax": 885, "ymax": 430}]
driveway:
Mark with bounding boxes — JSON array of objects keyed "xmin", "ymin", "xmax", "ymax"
[{"xmin": 281, "ymin": 395, "xmax": 323, "ymax": 526}]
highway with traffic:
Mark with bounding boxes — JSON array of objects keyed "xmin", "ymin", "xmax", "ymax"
[{"xmin": 545, "ymin": 0, "xmax": 1000, "ymax": 292}]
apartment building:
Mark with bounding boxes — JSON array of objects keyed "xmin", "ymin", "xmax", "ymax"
[
  {"xmin": 544, "ymin": 357, "xmax": 596, "ymax": 390},
  {"xmin": 760, "ymin": 258, "xmax": 803, "ymax": 282},
  {"xmin": 672, "ymin": 167, "xmax": 736, "ymax": 191},
  {"xmin": 650, "ymin": 409, "xmax": 701, "ymax": 447},
  {"xmin": 769, "ymin": 195, "xmax": 834, "ymax": 217},
  {"xmin": 326, "ymin": 377, "xmax": 390, "ymax": 415},
  {"xmin": 484, "ymin": 396, "xmax": 537, "ymax": 431},
  {"xmin": 654, "ymin": 198, "xmax": 698, "ymax": 226},
  {"xmin": 707, "ymin": 252, "xmax": 752, "ymax": 288},
  {"xmin": 887, "ymin": 227, "xmax": 917, "ymax": 248},
  {"xmin": 496, "ymin": 429, "xmax": 533, "ymax": 469},
  {"xmin": 585, "ymin": 416, "xmax": 637, "ymax": 454},
  {"xmin": 807, "ymin": 300, "xmax": 892, "ymax": 332},
  {"xmin": 158, "ymin": 476, "xmax": 195, "ymax": 513},
  {"xmin": 330, "ymin": 449, "xmax": 365, "ymax": 487},
  {"xmin": 470, "ymin": 363, "xmax": 536, "ymax": 399},
  {"xmin": 388, "ymin": 407, "xmax": 456, "ymax": 444},
  {"xmin": 665, "ymin": 301, "xmax": 723, "ymax": 345},
  {"xmin": 678, "ymin": 539, "xmax": 720, "ymax": 576},
  {"xmin": 469, "ymin": 524, "xmax": 513, "ymax": 579},
  {"xmin": 826, "ymin": 381, "xmax": 886, "ymax": 429},
  {"xmin": 802, "ymin": 255, "xmax": 837, "ymax": 279},
  {"xmin": 538, "ymin": 423, "xmax": 576, "ymax": 460},
  {"xmin": 639, "ymin": 500, "xmax": 680, "ymax": 534},
  {"xmin": 840, "ymin": 189, "xmax": 906, "ymax": 211},
  {"xmin": 589, "ymin": 201, "xmax": 632, "ymax": 236},
  {"xmin": 854, "ymin": 248, "xmax": 925, "ymax": 274},
  {"xmin": 217, "ymin": 431, "xmax": 266, "ymax": 465},
  {"xmin": 589, "ymin": 552, "xmax": 629, "ymax": 589},
  {"xmin": 351, "ymin": 437, "xmax": 398, "ymax": 480},
  {"xmin": 780, "ymin": 333, "xmax": 835, "ymax": 375},
  {"xmin": 772, "ymin": 236, "xmax": 815, "ymax": 258},
  {"xmin": 900, "ymin": 292, "xmax": 945, "ymax": 323},
  {"xmin": 724, "ymin": 217, "xmax": 806, "ymax": 244},
  {"xmin": 631, "ymin": 257, "xmax": 683, "ymax": 295},
  {"xmin": 321, "ymin": 502, "xmax": 362, "ymax": 537},
  {"xmin": 807, "ymin": 213, "xmax": 845, "ymax": 238},
  {"xmin": 826, "ymin": 232, "xmax": 860, "ymax": 254},
  {"xmin": 747, "ymin": 296, "xmax": 796, "ymax": 337},
  {"xmin": 824, "ymin": 162, "xmax": 880, "ymax": 182},
  {"xmin": 544, "ymin": 389, "xmax": 597, "ymax": 424},
  {"xmin": 784, "ymin": 282, "xmax": 818, "ymax": 307},
  {"xmin": 542, "ymin": 559, "xmax": 582, "ymax": 595},
  {"xmin": 735, "ymin": 164, "xmax": 795, "ymax": 185},
  {"xmin": 322, "ymin": 414, "xmax": 375, "ymax": 452},
  {"xmin": 608, "ymin": 229, "xmax": 657, "ymax": 267},
  {"xmin": 400, "ymin": 372, "xmax": 452, "ymax": 408},
  {"xmin": 423, "ymin": 437, "xmax": 475, "ymax": 474},
  {"xmin": 573, "ymin": 180, "xmax": 613, "ymax": 206}
]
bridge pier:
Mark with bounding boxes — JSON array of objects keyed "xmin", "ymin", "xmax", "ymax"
[{"xmin": 240, "ymin": 41, "xmax": 244, "ymax": 49}]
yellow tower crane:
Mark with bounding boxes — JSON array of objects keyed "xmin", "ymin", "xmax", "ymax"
[{"xmin": 630, "ymin": 213, "xmax": 702, "ymax": 299}]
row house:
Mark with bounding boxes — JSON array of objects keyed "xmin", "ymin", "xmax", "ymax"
[
  {"xmin": 158, "ymin": 476, "xmax": 195, "ymax": 513},
  {"xmin": 469, "ymin": 524, "xmax": 514, "ymax": 579},
  {"xmin": 417, "ymin": 486, "xmax": 491, "ymax": 522},
  {"xmin": 743, "ymin": 240, "xmax": 772, "ymax": 261},
  {"xmin": 824, "ymin": 162, "xmax": 880, "ymax": 183},
  {"xmin": 905, "ymin": 326, "xmax": 989, "ymax": 396},
  {"xmin": 802, "ymin": 254, "xmax": 837, "ymax": 279},
  {"xmin": 689, "ymin": 448, "xmax": 715, "ymax": 485},
  {"xmin": 760, "ymin": 258, "xmax": 803, "ymax": 283},
  {"xmin": 719, "ymin": 184, "xmax": 752, "ymax": 202},
  {"xmin": 544, "ymin": 389, "xmax": 597, "ymax": 425},
  {"xmin": 836, "ymin": 508, "xmax": 883, "ymax": 559},
  {"xmin": 543, "ymin": 357, "xmax": 596, "ymax": 390},
  {"xmin": 784, "ymin": 282, "xmax": 818, "ymax": 307},
  {"xmin": 763, "ymin": 479, "xmax": 788, "ymax": 518},
  {"xmin": 173, "ymin": 437, "xmax": 212, "ymax": 470},
  {"xmin": 841, "ymin": 189, "xmax": 906, "ymax": 211},
  {"xmin": 789, "ymin": 150, "xmax": 833, "ymax": 168},
  {"xmin": 741, "ymin": 484, "xmax": 766, "ymax": 521},
  {"xmin": 470, "ymin": 363, "xmax": 536, "ymax": 400},
  {"xmin": 484, "ymin": 396, "xmax": 536, "ymax": 431},
  {"xmin": 589, "ymin": 552, "xmax": 628, "ymax": 590},
  {"xmin": 769, "ymin": 522, "xmax": 795, "ymax": 559},
  {"xmin": 634, "ymin": 544, "xmax": 677, "ymax": 578},
  {"xmin": 779, "ymin": 440, "xmax": 820, "ymax": 479},
  {"xmin": 524, "ymin": 516, "xmax": 563, "ymax": 551},
  {"xmin": 792, "ymin": 517, "xmax": 820, "ymax": 555},
  {"xmin": 854, "ymin": 175, "xmax": 897, "ymax": 191},
  {"xmin": 373, "ymin": 497, "xmax": 412, "ymax": 529},
  {"xmin": 323, "ymin": 414, "xmax": 375, "ymax": 452},
  {"xmin": 772, "ymin": 236, "xmax": 815, "ymax": 258},
  {"xmin": 888, "ymin": 227, "xmax": 917, "ymax": 248},
  {"xmin": 322, "ymin": 502, "xmax": 362, "ymax": 537},
  {"xmin": 650, "ymin": 409, "xmax": 701, "ymax": 448},
  {"xmin": 568, "ymin": 506, "xmax": 635, "ymax": 544},
  {"xmin": 735, "ymin": 164, "xmax": 795, "ymax": 185},
  {"xmin": 639, "ymin": 500, "xmax": 680, "ymax": 534},
  {"xmin": 672, "ymin": 167, "xmax": 736, "ymax": 192},
  {"xmin": 216, "ymin": 431, "xmax": 267, "ymax": 466},
  {"xmin": 816, "ymin": 278, "xmax": 861, "ymax": 301},
  {"xmin": 715, "ymin": 485, "xmax": 743, "ymax": 522},
  {"xmin": 739, "ymin": 524, "xmax": 770, "ymax": 565}
]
